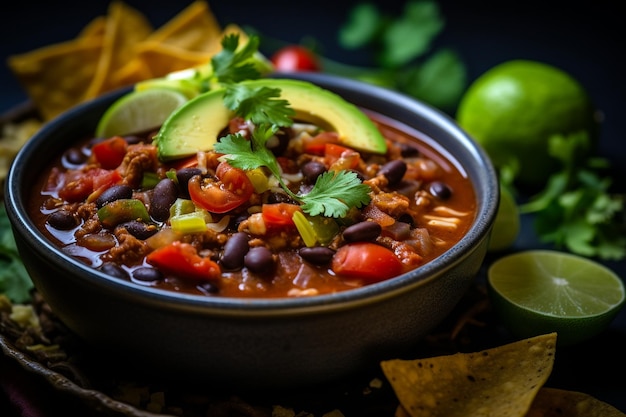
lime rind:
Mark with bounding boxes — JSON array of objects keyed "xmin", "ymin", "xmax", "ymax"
[
  {"xmin": 96, "ymin": 87, "xmax": 189, "ymax": 138},
  {"xmin": 487, "ymin": 249, "xmax": 625, "ymax": 346}
]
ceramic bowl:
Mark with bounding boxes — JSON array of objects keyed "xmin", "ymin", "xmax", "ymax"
[{"xmin": 3, "ymin": 72, "xmax": 498, "ymax": 389}]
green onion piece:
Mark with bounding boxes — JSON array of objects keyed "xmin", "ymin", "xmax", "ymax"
[{"xmin": 97, "ymin": 199, "xmax": 150, "ymax": 228}]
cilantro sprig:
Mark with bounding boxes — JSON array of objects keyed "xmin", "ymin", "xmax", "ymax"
[
  {"xmin": 518, "ymin": 132, "xmax": 625, "ymax": 260},
  {"xmin": 214, "ymin": 84, "xmax": 371, "ymax": 218}
]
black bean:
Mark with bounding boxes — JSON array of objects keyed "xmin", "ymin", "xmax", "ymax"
[
  {"xmin": 123, "ymin": 135, "xmax": 142, "ymax": 145},
  {"xmin": 150, "ymin": 178, "xmax": 179, "ymax": 221},
  {"xmin": 429, "ymin": 181, "xmax": 452, "ymax": 200},
  {"xmin": 398, "ymin": 142, "xmax": 420, "ymax": 157},
  {"xmin": 299, "ymin": 247, "xmax": 335, "ymax": 265},
  {"xmin": 221, "ymin": 232, "xmax": 250, "ymax": 270},
  {"xmin": 133, "ymin": 267, "xmax": 163, "ymax": 282},
  {"xmin": 176, "ymin": 167, "xmax": 202, "ymax": 198},
  {"xmin": 95, "ymin": 184, "xmax": 133, "ymax": 209},
  {"xmin": 301, "ymin": 161, "xmax": 327, "ymax": 183},
  {"xmin": 379, "ymin": 160, "xmax": 407, "ymax": 185},
  {"xmin": 198, "ymin": 281, "xmax": 219, "ymax": 295},
  {"xmin": 343, "ymin": 221, "xmax": 382, "ymax": 242},
  {"xmin": 267, "ymin": 191, "xmax": 297, "ymax": 204},
  {"xmin": 63, "ymin": 147, "xmax": 87, "ymax": 166},
  {"xmin": 119, "ymin": 220, "xmax": 157, "ymax": 240},
  {"xmin": 244, "ymin": 246, "xmax": 275, "ymax": 273},
  {"xmin": 99, "ymin": 262, "xmax": 128, "ymax": 279},
  {"xmin": 47, "ymin": 210, "xmax": 78, "ymax": 230}
]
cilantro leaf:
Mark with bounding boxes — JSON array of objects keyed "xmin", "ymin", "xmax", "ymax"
[
  {"xmin": 211, "ymin": 34, "xmax": 263, "ymax": 84},
  {"xmin": 380, "ymin": 0, "xmax": 445, "ymax": 68},
  {"xmin": 338, "ymin": 3, "xmax": 382, "ymax": 49},
  {"xmin": 223, "ymin": 83, "xmax": 295, "ymax": 127},
  {"xmin": 0, "ymin": 204, "xmax": 33, "ymax": 303},
  {"xmin": 300, "ymin": 170, "xmax": 371, "ymax": 218},
  {"xmin": 520, "ymin": 132, "xmax": 626, "ymax": 260}
]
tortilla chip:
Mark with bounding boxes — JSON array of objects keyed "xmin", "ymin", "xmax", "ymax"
[
  {"xmin": 77, "ymin": 15, "xmax": 107, "ymax": 40},
  {"xmin": 84, "ymin": 1, "xmax": 152, "ymax": 99},
  {"xmin": 526, "ymin": 387, "xmax": 625, "ymax": 417},
  {"xmin": 7, "ymin": 38, "xmax": 103, "ymax": 120},
  {"xmin": 381, "ymin": 333, "xmax": 557, "ymax": 417},
  {"xmin": 144, "ymin": 0, "xmax": 221, "ymax": 51}
]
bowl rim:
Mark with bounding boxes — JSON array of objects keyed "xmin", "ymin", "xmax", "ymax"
[{"xmin": 4, "ymin": 72, "xmax": 498, "ymax": 316}]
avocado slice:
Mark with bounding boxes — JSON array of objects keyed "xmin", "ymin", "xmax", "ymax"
[{"xmin": 154, "ymin": 78, "xmax": 387, "ymax": 161}]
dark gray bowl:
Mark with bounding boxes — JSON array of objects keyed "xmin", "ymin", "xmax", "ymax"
[{"xmin": 4, "ymin": 73, "xmax": 498, "ymax": 389}]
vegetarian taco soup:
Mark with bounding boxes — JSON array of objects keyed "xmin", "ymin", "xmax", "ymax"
[{"xmin": 29, "ymin": 77, "xmax": 476, "ymax": 298}]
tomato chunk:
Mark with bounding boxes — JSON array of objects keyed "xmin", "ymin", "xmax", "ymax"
[
  {"xmin": 146, "ymin": 241, "xmax": 221, "ymax": 281},
  {"xmin": 332, "ymin": 242, "xmax": 403, "ymax": 284},
  {"xmin": 262, "ymin": 203, "xmax": 301, "ymax": 228},
  {"xmin": 188, "ymin": 161, "xmax": 254, "ymax": 213},
  {"xmin": 92, "ymin": 136, "xmax": 128, "ymax": 169}
]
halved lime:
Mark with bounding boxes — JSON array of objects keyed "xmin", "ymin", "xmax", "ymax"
[
  {"xmin": 488, "ymin": 185, "xmax": 520, "ymax": 252},
  {"xmin": 488, "ymin": 250, "xmax": 625, "ymax": 346},
  {"xmin": 95, "ymin": 88, "xmax": 188, "ymax": 137}
]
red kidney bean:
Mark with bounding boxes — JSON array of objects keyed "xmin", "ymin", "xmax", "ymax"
[
  {"xmin": 150, "ymin": 178, "xmax": 178, "ymax": 221},
  {"xmin": 221, "ymin": 232, "xmax": 250, "ymax": 270},
  {"xmin": 429, "ymin": 181, "xmax": 452, "ymax": 200},
  {"xmin": 95, "ymin": 184, "xmax": 133, "ymax": 209},
  {"xmin": 47, "ymin": 210, "xmax": 78, "ymax": 230},
  {"xmin": 299, "ymin": 247, "xmax": 335, "ymax": 265},
  {"xmin": 379, "ymin": 160, "xmax": 407, "ymax": 185},
  {"xmin": 244, "ymin": 246, "xmax": 275, "ymax": 273},
  {"xmin": 342, "ymin": 221, "xmax": 382, "ymax": 242}
]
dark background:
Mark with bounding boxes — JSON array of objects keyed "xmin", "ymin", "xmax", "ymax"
[{"xmin": 2, "ymin": 0, "xmax": 625, "ymax": 415}]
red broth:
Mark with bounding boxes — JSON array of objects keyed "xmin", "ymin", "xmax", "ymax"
[{"xmin": 28, "ymin": 111, "xmax": 476, "ymax": 298}]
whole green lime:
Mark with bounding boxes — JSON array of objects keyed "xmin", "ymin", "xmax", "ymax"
[{"xmin": 456, "ymin": 60, "xmax": 597, "ymax": 187}]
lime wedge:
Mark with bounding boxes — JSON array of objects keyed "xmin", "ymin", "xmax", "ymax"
[
  {"xmin": 488, "ymin": 250, "xmax": 625, "ymax": 346},
  {"xmin": 488, "ymin": 185, "xmax": 520, "ymax": 251},
  {"xmin": 96, "ymin": 88, "xmax": 188, "ymax": 137}
]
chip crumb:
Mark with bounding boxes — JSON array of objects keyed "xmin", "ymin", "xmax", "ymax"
[{"xmin": 322, "ymin": 410, "xmax": 345, "ymax": 417}]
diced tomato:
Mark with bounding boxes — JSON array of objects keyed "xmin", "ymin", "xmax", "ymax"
[
  {"xmin": 146, "ymin": 241, "xmax": 221, "ymax": 281},
  {"xmin": 188, "ymin": 161, "xmax": 254, "ymax": 213},
  {"xmin": 58, "ymin": 167, "xmax": 121, "ymax": 203},
  {"xmin": 262, "ymin": 203, "xmax": 302, "ymax": 228},
  {"xmin": 92, "ymin": 136, "xmax": 128, "ymax": 169},
  {"xmin": 324, "ymin": 143, "xmax": 360, "ymax": 169},
  {"xmin": 302, "ymin": 131, "xmax": 339, "ymax": 155},
  {"xmin": 332, "ymin": 242, "xmax": 403, "ymax": 284}
]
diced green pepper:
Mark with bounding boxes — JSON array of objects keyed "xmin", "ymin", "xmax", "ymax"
[
  {"xmin": 169, "ymin": 198, "xmax": 197, "ymax": 218},
  {"xmin": 170, "ymin": 211, "xmax": 211, "ymax": 234},
  {"xmin": 293, "ymin": 211, "xmax": 339, "ymax": 247},
  {"xmin": 97, "ymin": 199, "xmax": 150, "ymax": 228}
]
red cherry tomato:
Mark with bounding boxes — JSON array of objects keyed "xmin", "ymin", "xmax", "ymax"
[
  {"xmin": 332, "ymin": 242, "xmax": 403, "ymax": 284},
  {"xmin": 147, "ymin": 241, "xmax": 220, "ymax": 281},
  {"xmin": 271, "ymin": 45, "xmax": 321, "ymax": 72},
  {"xmin": 188, "ymin": 161, "xmax": 254, "ymax": 213}
]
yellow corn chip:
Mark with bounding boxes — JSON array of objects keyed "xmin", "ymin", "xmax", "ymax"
[
  {"xmin": 7, "ymin": 38, "xmax": 103, "ymax": 120},
  {"xmin": 526, "ymin": 387, "xmax": 626, "ymax": 417},
  {"xmin": 144, "ymin": 0, "xmax": 221, "ymax": 51},
  {"xmin": 381, "ymin": 333, "xmax": 557, "ymax": 417},
  {"xmin": 84, "ymin": 1, "xmax": 152, "ymax": 99}
]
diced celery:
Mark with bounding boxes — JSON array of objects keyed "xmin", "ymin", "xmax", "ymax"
[
  {"xmin": 170, "ymin": 211, "xmax": 211, "ymax": 234},
  {"xmin": 246, "ymin": 168, "xmax": 270, "ymax": 193},
  {"xmin": 170, "ymin": 198, "xmax": 196, "ymax": 217},
  {"xmin": 293, "ymin": 211, "xmax": 317, "ymax": 247}
]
